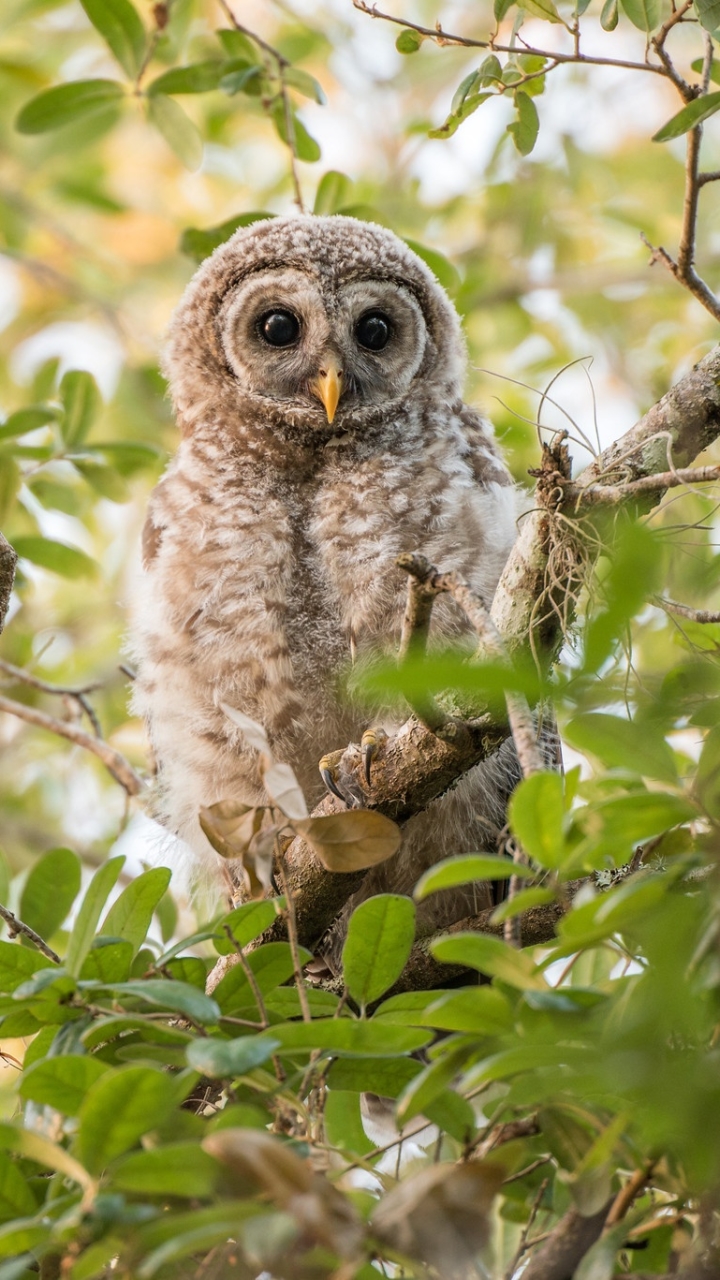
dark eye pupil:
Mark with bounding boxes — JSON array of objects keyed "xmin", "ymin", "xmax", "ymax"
[
  {"xmin": 356, "ymin": 311, "xmax": 390, "ymax": 351},
  {"xmin": 260, "ymin": 310, "xmax": 299, "ymax": 347}
]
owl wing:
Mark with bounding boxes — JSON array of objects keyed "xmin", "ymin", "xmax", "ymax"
[{"xmin": 456, "ymin": 403, "xmax": 514, "ymax": 490}]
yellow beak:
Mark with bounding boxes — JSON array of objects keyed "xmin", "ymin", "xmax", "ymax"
[{"xmin": 310, "ymin": 359, "xmax": 344, "ymax": 424}]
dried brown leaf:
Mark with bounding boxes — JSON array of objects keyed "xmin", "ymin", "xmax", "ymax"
[
  {"xmin": 199, "ymin": 800, "xmax": 263, "ymax": 860},
  {"xmin": 263, "ymin": 760, "xmax": 309, "ymax": 820},
  {"xmin": 371, "ymin": 1161, "xmax": 502, "ymax": 1275},
  {"xmin": 293, "ymin": 809, "xmax": 401, "ymax": 872}
]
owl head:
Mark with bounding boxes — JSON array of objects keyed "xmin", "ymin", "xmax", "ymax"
[{"xmin": 164, "ymin": 215, "xmax": 466, "ymax": 449}]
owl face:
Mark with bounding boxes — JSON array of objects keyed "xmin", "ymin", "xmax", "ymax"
[
  {"xmin": 218, "ymin": 268, "xmax": 428, "ymax": 424},
  {"xmin": 166, "ymin": 215, "xmax": 466, "ymax": 447}
]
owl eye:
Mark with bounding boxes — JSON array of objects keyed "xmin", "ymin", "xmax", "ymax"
[
  {"xmin": 259, "ymin": 310, "xmax": 300, "ymax": 347},
  {"xmin": 356, "ymin": 311, "xmax": 391, "ymax": 351}
]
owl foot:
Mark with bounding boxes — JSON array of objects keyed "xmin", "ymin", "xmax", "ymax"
[
  {"xmin": 319, "ymin": 749, "xmax": 348, "ymax": 805},
  {"xmin": 318, "ymin": 743, "xmax": 370, "ymax": 809},
  {"xmin": 361, "ymin": 726, "xmax": 388, "ymax": 785}
]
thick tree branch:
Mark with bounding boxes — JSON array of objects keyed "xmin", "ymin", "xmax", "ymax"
[
  {"xmin": 563, "ymin": 463, "xmax": 720, "ymax": 506},
  {"xmin": 520, "ymin": 1199, "xmax": 614, "ymax": 1280},
  {"xmin": 0, "ymin": 534, "xmax": 16, "ymax": 636}
]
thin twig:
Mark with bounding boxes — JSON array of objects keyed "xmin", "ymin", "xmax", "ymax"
[
  {"xmin": 505, "ymin": 1176, "xmax": 550, "ymax": 1279},
  {"xmin": 0, "ymin": 657, "xmax": 103, "ymax": 737},
  {"xmin": 604, "ymin": 1161, "xmax": 656, "ymax": 1229},
  {"xmin": 0, "ymin": 904, "xmax": 60, "ymax": 964},
  {"xmin": 221, "ymin": 924, "xmax": 269, "ymax": 1028},
  {"xmin": 277, "ymin": 852, "xmax": 312, "ymax": 1022},
  {"xmin": 564, "ymin": 464, "xmax": 720, "ymax": 506},
  {"xmin": 654, "ymin": 596, "xmax": 720, "ymax": 623},
  {"xmin": 0, "ymin": 694, "xmax": 143, "ymax": 796}
]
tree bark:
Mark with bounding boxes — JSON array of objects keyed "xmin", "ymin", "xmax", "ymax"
[{"xmin": 0, "ymin": 533, "xmax": 16, "ymax": 636}]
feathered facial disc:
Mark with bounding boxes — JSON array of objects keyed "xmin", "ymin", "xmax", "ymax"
[{"xmin": 165, "ymin": 215, "xmax": 466, "ymax": 437}]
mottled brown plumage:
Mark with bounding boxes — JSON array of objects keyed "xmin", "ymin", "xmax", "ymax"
[{"xmin": 130, "ymin": 215, "xmax": 519, "ymax": 956}]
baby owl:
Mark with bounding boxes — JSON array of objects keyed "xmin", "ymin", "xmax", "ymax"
[{"xmin": 130, "ymin": 214, "xmax": 520, "ymax": 960}]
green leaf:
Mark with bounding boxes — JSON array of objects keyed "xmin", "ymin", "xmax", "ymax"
[
  {"xmin": 620, "ymin": 0, "xmax": 663, "ymax": 29},
  {"xmin": 564, "ymin": 713, "xmax": 678, "ymax": 782},
  {"xmin": 327, "ymin": 1056, "xmax": 421, "ymax": 1096},
  {"xmin": 179, "ymin": 211, "xmax": 274, "ymax": 262},
  {"xmin": 430, "ymin": 932, "xmax": 546, "ymax": 990},
  {"xmin": 0, "ymin": 1154, "xmax": 36, "ymax": 1224},
  {"xmin": 571, "ymin": 793, "xmax": 695, "ymax": 857},
  {"xmin": 342, "ymin": 895, "xmax": 416, "ymax": 1008},
  {"xmin": 65, "ymin": 856, "xmax": 125, "ymax": 978},
  {"xmin": 0, "ymin": 406, "xmax": 59, "ymax": 441},
  {"xmin": 261, "ymin": 1019, "xmax": 433, "ymax": 1056},
  {"xmin": 186, "ymin": 1034, "xmax": 280, "ymax": 1078},
  {"xmin": 396, "ymin": 28, "xmax": 424, "ymax": 52},
  {"xmin": 100, "ymin": 866, "xmax": 171, "ymax": 954},
  {"xmin": 272, "ymin": 104, "xmax": 321, "ymax": 162},
  {"xmin": 324, "ymin": 1091, "xmax": 375, "ymax": 1154},
  {"xmin": 147, "ymin": 94, "xmax": 203, "ymax": 170},
  {"xmin": 422, "ymin": 986, "xmax": 514, "ymax": 1033},
  {"xmin": 653, "ymin": 91, "xmax": 720, "ymax": 141},
  {"xmin": 20, "ymin": 1054, "xmax": 108, "ymax": 1113},
  {"xmin": 507, "ymin": 91, "xmax": 539, "ymax": 155},
  {"xmin": 691, "ymin": 57, "xmax": 720, "ymax": 86},
  {"xmin": 284, "ymin": 67, "xmax": 326, "ymax": 104},
  {"xmin": 19, "ymin": 847, "xmax": 81, "ymax": 942},
  {"xmin": 15, "ymin": 80, "xmax": 124, "ymax": 134},
  {"xmin": 80, "ymin": 939, "xmax": 134, "ymax": 984},
  {"xmin": 213, "ymin": 942, "xmax": 310, "ymax": 1014},
  {"xmin": 694, "ymin": 0, "xmax": 720, "ymax": 32},
  {"xmin": 79, "ymin": 0, "xmax": 146, "ymax": 78},
  {"xmin": 490, "ymin": 886, "xmax": 556, "ymax": 923},
  {"xmin": 415, "ymin": 854, "xmax": 532, "ymax": 901},
  {"xmin": 73, "ymin": 456, "xmax": 129, "ymax": 503},
  {"xmin": 0, "ymin": 942, "xmax": 52, "ymax": 993},
  {"xmin": 110, "ymin": 1142, "xmax": 220, "ymax": 1197},
  {"xmin": 509, "ymin": 771, "xmax": 566, "ymax": 869},
  {"xmin": 404, "ymin": 239, "xmax": 461, "ymax": 294},
  {"xmin": 76, "ymin": 1065, "xmax": 193, "ymax": 1173},
  {"xmin": 148, "ymin": 61, "xmax": 226, "ymax": 95},
  {"xmin": 12, "ymin": 537, "xmax": 97, "ymax": 580},
  {"xmin": 397, "ymin": 1044, "xmax": 476, "ymax": 1127},
  {"xmin": 213, "ymin": 899, "xmax": 284, "ymax": 955},
  {"xmin": 600, "ymin": 0, "xmax": 619, "ymax": 28},
  {"xmin": 102, "ymin": 979, "xmax": 220, "ymax": 1024},
  {"xmin": 429, "ymin": 93, "xmax": 491, "ymax": 140},
  {"xmin": 217, "ymin": 29, "xmax": 257, "ymax": 61},
  {"xmin": 313, "ymin": 170, "xmax": 353, "ymax": 215},
  {"xmin": 521, "ymin": 0, "xmax": 562, "ymax": 18},
  {"xmin": 0, "ymin": 457, "xmax": 19, "ymax": 525},
  {"xmin": 219, "ymin": 64, "xmax": 264, "ymax": 96}
]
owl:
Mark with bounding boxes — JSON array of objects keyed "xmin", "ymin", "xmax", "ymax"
[{"xmin": 130, "ymin": 214, "xmax": 520, "ymax": 965}]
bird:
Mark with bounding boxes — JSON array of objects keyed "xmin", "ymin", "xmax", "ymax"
[{"xmin": 129, "ymin": 213, "xmax": 521, "ymax": 967}]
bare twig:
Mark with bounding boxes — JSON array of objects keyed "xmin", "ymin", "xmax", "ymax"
[
  {"xmin": 0, "ymin": 694, "xmax": 144, "ymax": 796},
  {"xmin": 470, "ymin": 1115, "xmax": 541, "ymax": 1160},
  {"xmin": 277, "ymin": 852, "xmax": 312, "ymax": 1022},
  {"xmin": 505, "ymin": 1176, "xmax": 551, "ymax": 1279},
  {"xmin": 221, "ymin": 923, "xmax": 269, "ymax": 1028},
  {"xmin": 0, "ymin": 904, "xmax": 60, "ymax": 964},
  {"xmin": 564, "ymin": 463, "xmax": 720, "ymax": 506},
  {"xmin": 0, "ymin": 657, "xmax": 103, "ymax": 737},
  {"xmin": 655, "ymin": 596, "xmax": 720, "ymax": 623},
  {"xmin": 605, "ymin": 1161, "xmax": 656, "ymax": 1229}
]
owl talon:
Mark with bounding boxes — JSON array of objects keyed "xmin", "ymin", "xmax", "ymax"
[
  {"xmin": 319, "ymin": 752, "xmax": 348, "ymax": 804},
  {"xmin": 360, "ymin": 727, "xmax": 387, "ymax": 786}
]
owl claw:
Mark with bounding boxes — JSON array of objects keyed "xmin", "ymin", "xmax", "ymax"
[
  {"xmin": 361, "ymin": 727, "xmax": 387, "ymax": 785},
  {"xmin": 319, "ymin": 753, "xmax": 347, "ymax": 804}
]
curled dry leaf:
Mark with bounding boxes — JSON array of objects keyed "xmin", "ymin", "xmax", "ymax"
[
  {"xmin": 202, "ymin": 1128, "xmax": 363, "ymax": 1258},
  {"xmin": 263, "ymin": 760, "xmax": 309, "ymax": 820},
  {"xmin": 219, "ymin": 702, "xmax": 273, "ymax": 759},
  {"xmin": 293, "ymin": 809, "xmax": 401, "ymax": 872},
  {"xmin": 370, "ymin": 1161, "xmax": 502, "ymax": 1276},
  {"xmin": 199, "ymin": 800, "xmax": 276, "ymax": 898}
]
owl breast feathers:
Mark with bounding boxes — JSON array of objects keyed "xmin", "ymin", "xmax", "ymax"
[{"xmin": 130, "ymin": 214, "xmax": 520, "ymax": 941}]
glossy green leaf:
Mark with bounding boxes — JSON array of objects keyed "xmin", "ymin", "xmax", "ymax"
[
  {"xmin": 103, "ymin": 979, "xmax": 220, "ymax": 1024},
  {"xmin": 272, "ymin": 104, "xmax": 321, "ymax": 161},
  {"xmin": 600, "ymin": 0, "xmax": 619, "ymax": 27},
  {"xmin": 0, "ymin": 943, "xmax": 52, "ymax": 994},
  {"xmin": 0, "ymin": 406, "xmax": 59, "ymax": 440},
  {"xmin": 521, "ymin": 0, "xmax": 562, "ymax": 18},
  {"xmin": 20, "ymin": 1053, "xmax": 108, "ymax": 1113},
  {"xmin": 415, "ymin": 853, "xmax": 532, "ymax": 901},
  {"xmin": 65, "ymin": 856, "xmax": 125, "ymax": 978},
  {"xmin": 100, "ymin": 866, "xmax": 171, "ymax": 954},
  {"xmin": 80, "ymin": 939, "xmax": 134, "ymax": 984},
  {"xmin": 324, "ymin": 1091, "xmax": 375, "ymax": 1154},
  {"xmin": 422, "ymin": 986, "xmax": 514, "ymax": 1033},
  {"xmin": 313, "ymin": 170, "xmax": 353, "ymax": 214},
  {"xmin": 213, "ymin": 941, "xmax": 311, "ymax": 1014},
  {"xmin": 430, "ymin": 932, "xmax": 547, "ymax": 989},
  {"xmin": 19, "ymin": 847, "xmax": 80, "ymax": 942},
  {"xmin": 490, "ymin": 886, "xmax": 555, "ymax": 923},
  {"xmin": 110, "ymin": 1143, "xmax": 220, "ymax": 1197},
  {"xmin": 12, "ymin": 537, "xmax": 97, "ymax": 580},
  {"xmin": 147, "ymin": 94, "xmax": 203, "ymax": 170},
  {"xmin": 16, "ymin": 80, "xmax": 124, "ymax": 134},
  {"xmin": 564, "ymin": 713, "xmax": 678, "ymax": 782},
  {"xmin": 653, "ymin": 91, "xmax": 720, "ymax": 141},
  {"xmin": 327, "ymin": 1056, "xmax": 421, "ymax": 1096},
  {"xmin": 79, "ymin": 0, "xmax": 146, "ymax": 78},
  {"xmin": 261, "ymin": 1019, "xmax": 433, "ymax": 1056},
  {"xmin": 148, "ymin": 62, "xmax": 225, "ymax": 95},
  {"xmin": 507, "ymin": 91, "xmax": 540, "ymax": 155},
  {"xmin": 213, "ymin": 898, "xmax": 284, "ymax": 955},
  {"xmin": 342, "ymin": 894, "xmax": 416, "ymax": 1008},
  {"xmin": 694, "ymin": 0, "xmax": 720, "ymax": 32},
  {"xmin": 620, "ymin": 0, "xmax": 663, "ymax": 29},
  {"xmin": 509, "ymin": 771, "xmax": 566, "ymax": 869},
  {"xmin": 0, "ymin": 1154, "xmax": 36, "ymax": 1224},
  {"xmin": 76, "ymin": 1065, "xmax": 194, "ymax": 1173},
  {"xmin": 186, "ymin": 1034, "xmax": 280, "ymax": 1078},
  {"xmin": 284, "ymin": 67, "xmax": 326, "ymax": 103}
]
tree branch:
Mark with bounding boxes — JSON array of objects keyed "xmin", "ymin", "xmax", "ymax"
[
  {"xmin": 0, "ymin": 534, "xmax": 16, "ymax": 637},
  {"xmin": 563, "ymin": 463, "xmax": 720, "ymax": 506},
  {"xmin": 519, "ymin": 1199, "xmax": 614, "ymax": 1280},
  {"xmin": 0, "ymin": 903, "xmax": 60, "ymax": 964},
  {"xmin": 0, "ymin": 694, "xmax": 144, "ymax": 797},
  {"xmin": 654, "ymin": 596, "xmax": 720, "ymax": 624}
]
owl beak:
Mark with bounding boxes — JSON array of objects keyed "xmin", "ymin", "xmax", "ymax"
[{"xmin": 310, "ymin": 360, "xmax": 344, "ymax": 424}]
